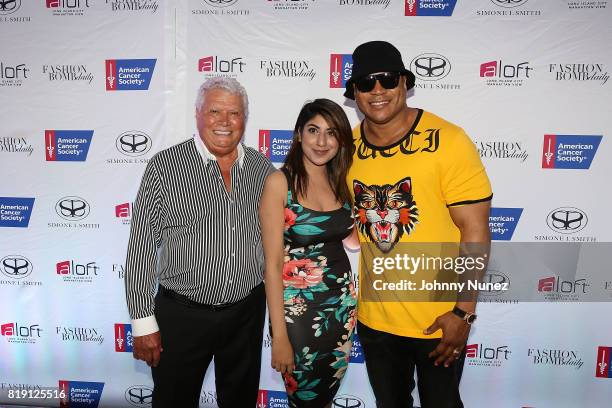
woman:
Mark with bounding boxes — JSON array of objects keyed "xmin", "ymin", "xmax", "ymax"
[{"xmin": 259, "ymin": 99, "xmax": 358, "ymax": 408}]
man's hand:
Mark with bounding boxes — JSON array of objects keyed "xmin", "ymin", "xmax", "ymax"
[
  {"xmin": 424, "ymin": 312, "xmax": 470, "ymax": 367},
  {"xmin": 133, "ymin": 331, "xmax": 163, "ymax": 367},
  {"xmin": 271, "ymin": 336, "xmax": 295, "ymax": 374}
]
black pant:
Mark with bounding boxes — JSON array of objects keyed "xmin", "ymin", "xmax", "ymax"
[
  {"xmin": 151, "ymin": 284, "xmax": 266, "ymax": 408},
  {"xmin": 357, "ymin": 321, "xmax": 465, "ymax": 408}
]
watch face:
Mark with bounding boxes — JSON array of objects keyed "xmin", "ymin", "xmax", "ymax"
[{"xmin": 467, "ymin": 314, "xmax": 477, "ymax": 324}]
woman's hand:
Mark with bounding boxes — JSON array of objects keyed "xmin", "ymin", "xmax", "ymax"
[{"xmin": 271, "ymin": 336, "xmax": 295, "ymax": 374}]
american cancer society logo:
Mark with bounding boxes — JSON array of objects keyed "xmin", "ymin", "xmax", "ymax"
[
  {"xmin": 257, "ymin": 390, "xmax": 289, "ymax": 408},
  {"xmin": 405, "ymin": 0, "xmax": 457, "ymax": 16},
  {"xmin": 59, "ymin": 380, "xmax": 104, "ymax": 408},
  {"xmin": 596, "ymin": 346, "xmax": 612, "ymax": 378},
  {"xmin": 105, "ymin": 59, "xmax": 156, "ymax": 91},
  {"xmin": 329, "ymin": 54, "xmax": 352, "ymax": 89},
  {"xmin": 259, "ymin": 130, "xmax": 293, "ymax": 163},
  {"xmin": 349, "ymin": 333, "xmax": 365, "ymax": 363},
  {"xmin": 542, "ymin": 134, "xmax": 602, "ymax": 169},
  {"xmin": 489, "ymin": 207, "xmax": 522, "ymax": 241},
  {"xmin": 0, "ymin": 197, "xmax": 35, "ymax": 228},
  {"xmin": 114, "ymin": 323, "xmax": 133, "ymax": 352},
  {"xmin": 45, "ymin": 130, "xmax": 93, "ymax": 162}
]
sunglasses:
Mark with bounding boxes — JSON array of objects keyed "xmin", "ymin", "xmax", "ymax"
[{"xmin": 355, "ymin": 72, "xmax": 401, "ymax": 93}]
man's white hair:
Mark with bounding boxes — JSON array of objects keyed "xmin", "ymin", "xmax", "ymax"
[{"xmin": 195, "ymin": 77, "xmax": 249, "ymax": 120}]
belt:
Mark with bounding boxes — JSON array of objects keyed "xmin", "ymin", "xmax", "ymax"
[{"xmin": 158, "ymin": 284, "xmax": 258, "ymax": 311}]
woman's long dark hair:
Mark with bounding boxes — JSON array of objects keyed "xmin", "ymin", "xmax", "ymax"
[{"xmin": 282, "ymin": 98, "xmax": 353, "ymax": 205}]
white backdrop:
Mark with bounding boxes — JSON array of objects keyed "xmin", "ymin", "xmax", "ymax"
[{"xmin": 1, "ymin": 0, "xmax": 612, "ymax": 407}]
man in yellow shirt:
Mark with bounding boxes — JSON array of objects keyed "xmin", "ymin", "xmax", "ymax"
[{"xmin": 345, "ymin": 41, "xmax": 492, "ymax": 407}]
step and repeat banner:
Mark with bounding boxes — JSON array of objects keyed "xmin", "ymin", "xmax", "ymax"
[{"xmin": 1, "ymin": 1, "xmax": 612, "ymax": 407}]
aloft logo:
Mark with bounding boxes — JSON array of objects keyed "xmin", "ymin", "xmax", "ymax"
[
  {"xmin": 45, "ymin": 130, "xmax": 93, "ymax": 162},
  {"xmin": 59, "ymin": 380, "xmax": 104, "ymax": 408},
  {"xmin": 0, "ymin": 197, "xmax": 35, "ymax": 228},
  {"xmin": 105, "ymin": 59, "xmax": 156, "ymax": 91},
  {"xmin": 405, "ymin": 0, "xmax": 457, "ymax": 16},
  {"xmin": 329, "ymin": 54, "xmax": 352, "ymax": 89},
  {"xmin": 115, "ymin": 202, "xmax": 133, "ymax": 225},
  {"xmin": 596, "ymin": 346, "xmax": 612, "ymax": 378},
  {"xmin": 259, "ymin": 130, "xmax": 293, "ymax": 163},
  {"xmin": 1, "ymin": 322, "xmax": 42, "ymax": 344},
  {"xmin": 466, "ymin": 343, "xmax": 511, "ymax": 367},
  {"xmin": 198, "ymin": 56, "xmax": 245, "ymax": 74},
  {"xmin": 542, "ymin": 134, "xmax": 602, "ymax": 169},
  {"xmin": 115, "ymin": 323, "xmax": 133, "ymax": 352}
]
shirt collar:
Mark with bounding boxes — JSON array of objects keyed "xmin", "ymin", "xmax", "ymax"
[{"xmin": 193, "ymin": 133, "xmax": 245, "ymax": 169}]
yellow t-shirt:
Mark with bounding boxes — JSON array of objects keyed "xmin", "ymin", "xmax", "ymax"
[{"xmin": 347, "ymin": 109, "xmax": 492, "ymax": 338}]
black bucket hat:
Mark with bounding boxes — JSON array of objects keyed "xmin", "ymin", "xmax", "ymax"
[{"xmin": 344, "ymin": 40, "xmax": 416, "ymax": 100}]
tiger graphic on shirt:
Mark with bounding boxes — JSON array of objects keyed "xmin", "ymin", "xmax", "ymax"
[{"xmin": 353, "ymin": 177, "xmax": 419, "ymax": 253}]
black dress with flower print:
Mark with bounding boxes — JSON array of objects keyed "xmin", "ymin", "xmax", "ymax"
[{"xmin": 279, "ymin": 169, "xmax": 357, "ymax": 408}]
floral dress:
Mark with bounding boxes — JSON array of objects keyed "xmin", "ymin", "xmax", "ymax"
[{"xmin": 279, "ymin": 169, "xmax": 357, "ymax": 408}]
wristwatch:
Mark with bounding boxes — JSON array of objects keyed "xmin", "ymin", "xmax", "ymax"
[{"xmin": 452, "ymin": 306, "xmax": 477, "ymax": 325}]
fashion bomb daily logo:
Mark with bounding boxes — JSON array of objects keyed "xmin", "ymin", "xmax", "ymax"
[
  {"xmin": 466, "ymin": 343, "xmax": 511, "ymax": 367},
  {"xmin": 45, "ymin": 130, "xmax": 93, "ymax": 162},
  {"xmin": 489, "ymin": 207, "xmax": 522, "ymax": 240},
  {"xmin": 537, "ymin": 276, "xmax": 589, "ymax": 301},
  {"xmin": 198, "ymin": 56, "xmax": 245, "ymax": 78},
  {"xmin": 0, "ymin": 136, "xmax": 33, "ymax": 156},
  {"xmin": 480, "ymin": 60, "xmax": 533, "ymax": 86},
  {"xmin": 43, "ymin": 64, "xmax": 93, "ymax": 84},
  {"xmin": 259, "ymin": 130, "xmax": 293, "ymax": 164},
  {"xmin": 0, "ymin": 62, "xmax": 29, "ymax": 87},
  {"xmin": 476, "ymin": 140, "xmax": 528, "ymax": 162},
  {"xmin": 46, "ymin": 0, "xmax": 91, "ymax": 17},
  {"xmin": 404, "ymin": 0, "xmax": 457, "ymax": 16},
  {"xmin": 477, "ymin": 0, "xmax": 541, "ymax": 16},
  {"xmin": 339, "ymin": 0, "xmax": 390, "ymax": 8},
  {"xmin": 259, "ymin": 59, "xmax": 316, "ymax": 81},
  {"xmin": 542, "ymin": 135, "xmax": 602, "ymax": 169},
  {"xmin": 125, "ymin": 385, "xmax": 153, "ymax": 407},
  {"xmin": 329, "ymin": 54, "xmax": 352, "ymax": 89},
  {"xmin": 56, "ymin": 260, "xmax": 100, "ymax": 284},
  {"xmin": 106, "ymin": 59, "xmax": 156, "ymax": 90},
  {"xmin": 114, "ymin": 323, "xmax": 133, "ymax": 352},
  {"xmin": 104, "ymin": 0, "xmax": 159, "ymax": 13},
  {"xmin": 527, "ymin": 348, "xmax": 584, "ymax": 370},
  {"xmin": 1, "ymin": 322, "xmax": 42, "ymax": 344},
  {"xmin": 59, "ymin": 380, "xmax": 104, "ymax": 408},
  {"xmin": 0, "ymin": 197, "xmax": 34, "ymax": 228},
  {"xmin": 596, "ymin": 347, "xmax": 612, "ymax": 378},
  {"xmin": 257, "ymin": 390, "xmax": 288, "ymax": 408},
  {"xmin": 56, "ymin": 326, "xmax": 104, "ymax": 345},
  {"xmin": 410, "ymin": 53, "xmax": 460, "ymax": 91},
  {"xmin": 549, "ymin": 63, "xmax": 609, "ymax": 85}
]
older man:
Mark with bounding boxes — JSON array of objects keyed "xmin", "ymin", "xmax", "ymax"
[
  {"xmin": 125, "ymin": 77, "xmax": 274, "ymax": 407},
  {"xmin": 345, "ymin": 41, "xmax": 492, "ymax": 407}
]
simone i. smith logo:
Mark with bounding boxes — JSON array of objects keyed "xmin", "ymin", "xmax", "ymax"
[
  {"xmin": 105, "ymin": 59, "xmax": 156, "ymax": 91},
  {"xmin": 45, "ymin": 130, "xmax": 93, "ymax": 162},
  {"xmin": 116, "ymin": 131, "xmax": 152, "ymax": 157},
  {"xmin": 546, "ymin": 207, "xmax": 587, "ymax": 234},
  {"xmin": 125, "ymin": 385, "xmax": 153, "ymax": 407},
  {"xmin": 404, "ymin": 0, "xmax": 457, "ymax": 16},
  {"xmin": 0, "ymin": 197, "xmax": 34, "ymax": 228},
  {"xmin": 1, "ymin": 255, "xmax": 33, "ymax": 279},
  {"xmin": 259, "ymin": 130, "xmax": 293, "ymax": 163},
  {"xmin": 596, "ymin": 346, "xmax": 612, "ymax": 378},
  {"xmin": 257, "ymin": 390, "xmax": 288, "ymax": 408},
  {"xmin": 115, "ymin": 323, "xmax": 133, "ymax": 352},
  {"xmin": 333, "ymin": 395, "xmax": 365, "ymax": 407},
  {"xmin": 329, "ymin": 54, "xmax": 352, "ymax": 89},
  {"xmin": 542, "ymin": 134, "xmax": 602, "ymax": 169},
  {"xmin": 59, "ymin": 380, "xmax": 104, "ymax": 408},
  {"xmin": 55, "ymin": 196, "xmax": 90, "ymax": 221}
]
